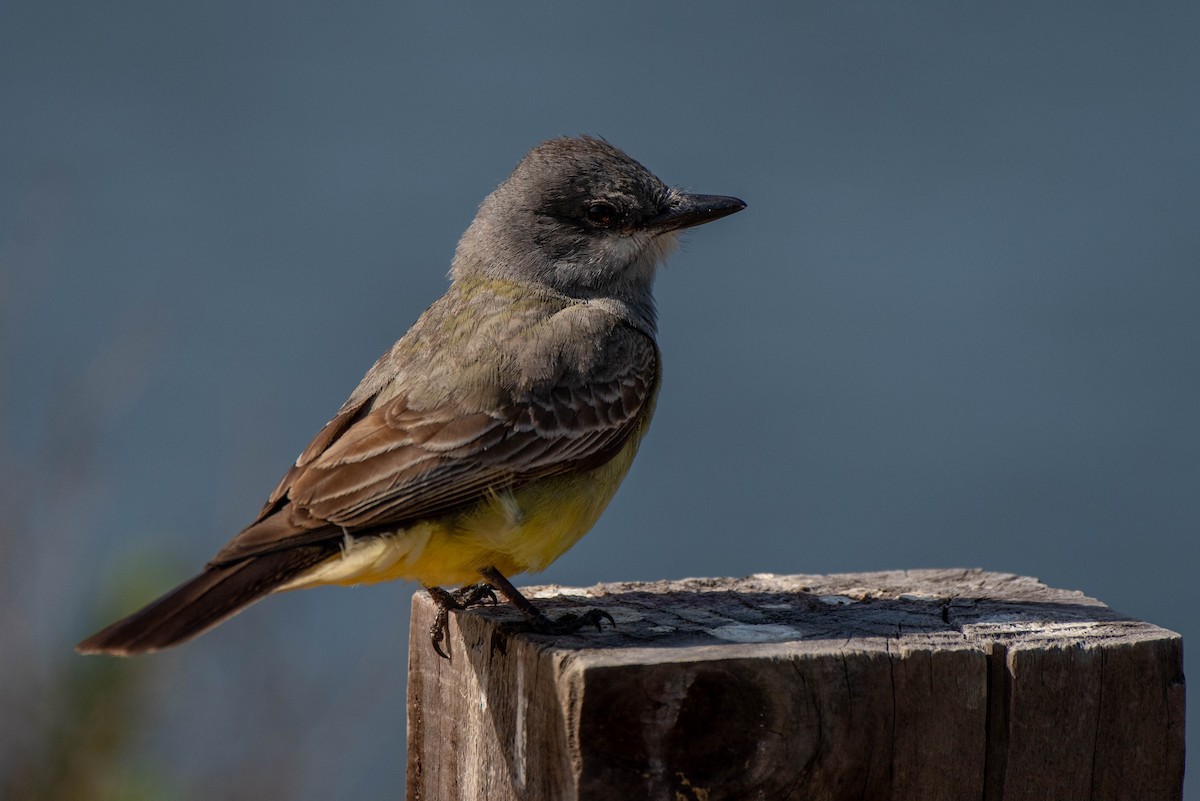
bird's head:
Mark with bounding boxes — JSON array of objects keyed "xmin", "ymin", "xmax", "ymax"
[{"xmin": 452, "ymin": 136, "xmax": 745, "ymax": 318}]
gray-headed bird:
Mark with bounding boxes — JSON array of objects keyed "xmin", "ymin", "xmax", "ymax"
[{"xmin": 77, "ymin": 136, "xmax": 745, "ymax": 658}]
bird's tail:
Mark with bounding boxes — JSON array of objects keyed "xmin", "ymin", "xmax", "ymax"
[{"xmin": 76, "ymin": 545, "xmax": 334, "ymax": 656}]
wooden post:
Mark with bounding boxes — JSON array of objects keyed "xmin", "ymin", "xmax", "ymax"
[{"xmin": 405, "ymin": 569, "xmax": 1184, "ymax": 801}]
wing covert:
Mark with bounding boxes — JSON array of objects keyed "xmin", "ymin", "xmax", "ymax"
[{"xmin": 211, "ymin": 327, "xmax": 658, "ymax": 564}]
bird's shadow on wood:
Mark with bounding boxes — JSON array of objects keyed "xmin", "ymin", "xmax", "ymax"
[{"xmin": 456, "ymin": 586, "xmax": 1148, "ymax": 652}]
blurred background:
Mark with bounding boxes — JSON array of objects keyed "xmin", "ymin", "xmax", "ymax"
[{"xmin": 2, "ymin": 2, "xmax": 1197, "ymax": 798}]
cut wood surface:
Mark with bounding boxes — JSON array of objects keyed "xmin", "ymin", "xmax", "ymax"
[{"xmin": 405, "ymin": 569, "xmax": 1184, "ymax": 801}]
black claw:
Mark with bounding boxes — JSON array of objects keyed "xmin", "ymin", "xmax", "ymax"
[
  {"xmin": 588, "ymin": 609, "xmax": 617, "ymax": 632},
  {"xmin": 453, "ymin": 583, "xmax": 498, "ymax": 608},
  {"xmin": 430, "ymin": 608, "xmax": 451, "ymax": 660},
  {"xmin": 426, "ymin": 582, "xmax": 506, "ymax": 659}
]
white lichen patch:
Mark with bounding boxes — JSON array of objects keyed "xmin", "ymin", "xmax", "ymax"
[{"xmin": 706, "ymin": 623, "xmax": 804, "ymax": 643}]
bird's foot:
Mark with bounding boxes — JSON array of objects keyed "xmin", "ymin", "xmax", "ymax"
[
  {"xmin": 427, "ymin": 582, "xmax": 499, "ymax": 659},
  {"xmin": 474, "ymin": 565, "xmax": 617, "ymax": 643},
  {"xmin": 522, "ymin": 607, "xmax": 616, "ymax": 635},
  {"xmin": 451, "ymin": 582, "xmax": 499, "ymax": 609}
]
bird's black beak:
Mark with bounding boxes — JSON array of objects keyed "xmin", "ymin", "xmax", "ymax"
[{"xmin": 643, "ymin": 192, "xmax": 747, "ymax": 233}]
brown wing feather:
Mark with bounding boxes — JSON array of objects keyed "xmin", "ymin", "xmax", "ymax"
[
  {"xmin": 255, "ymin": 395, "xmax": 375, "ymax": 520},
  {"xmin": 210, "ymin": 332, "xmax": 658, "ymax": 565}
]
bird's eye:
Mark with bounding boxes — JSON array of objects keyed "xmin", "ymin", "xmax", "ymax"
[{"xmin": 585, "ymin": 201, "xmax": 618, "ymax": 228}]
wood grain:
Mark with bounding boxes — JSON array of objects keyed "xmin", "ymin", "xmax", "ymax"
[{"xmin": 406, "ymin": 569, "xmax": 1184, "ymax": 801}]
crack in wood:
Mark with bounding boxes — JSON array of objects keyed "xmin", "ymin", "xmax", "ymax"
[{"xmin": 407, "ymin": 570, "xmax": 1184, "ymax": 801}]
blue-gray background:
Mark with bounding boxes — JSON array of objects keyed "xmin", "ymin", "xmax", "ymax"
[{"xmin": 2, "ymin": 2, "xmax": 1197, "ymax": 798}]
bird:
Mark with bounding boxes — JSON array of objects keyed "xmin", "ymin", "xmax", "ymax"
[{"xmin": 76, "ymin": 135, "xmax": 745, "ymax": 658}]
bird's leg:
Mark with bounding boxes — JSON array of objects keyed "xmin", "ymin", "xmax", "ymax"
[
  {"xmin": 425, "ymin": 582, "xmax": 499, "ymax": 659},
  {"xmin": 478, "ymin": 566, "xmax": 615, "ymax": 635}
]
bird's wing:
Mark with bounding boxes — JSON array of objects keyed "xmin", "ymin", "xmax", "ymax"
[{"xmin": 209, "ymin": 333, "xmax": 658, "ymax": 565}]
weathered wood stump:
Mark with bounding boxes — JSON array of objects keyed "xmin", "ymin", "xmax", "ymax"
[{"xmin": 405, "ymin": 569, "xmax": 1184, "ymax": 801}]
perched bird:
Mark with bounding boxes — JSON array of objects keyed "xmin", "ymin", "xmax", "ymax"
[{"xmin": 77, "ymin": 136, "xmax": 745, "ymax": 658}]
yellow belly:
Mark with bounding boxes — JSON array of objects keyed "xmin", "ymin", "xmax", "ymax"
[{"xmin": 279, "ymin": 434, "xmax": 642, "ymax": 591}]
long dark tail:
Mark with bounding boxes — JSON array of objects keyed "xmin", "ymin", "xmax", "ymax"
[{"xmin": 76, "ymin": 545, "xmax": 333, "ymax": 656}]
